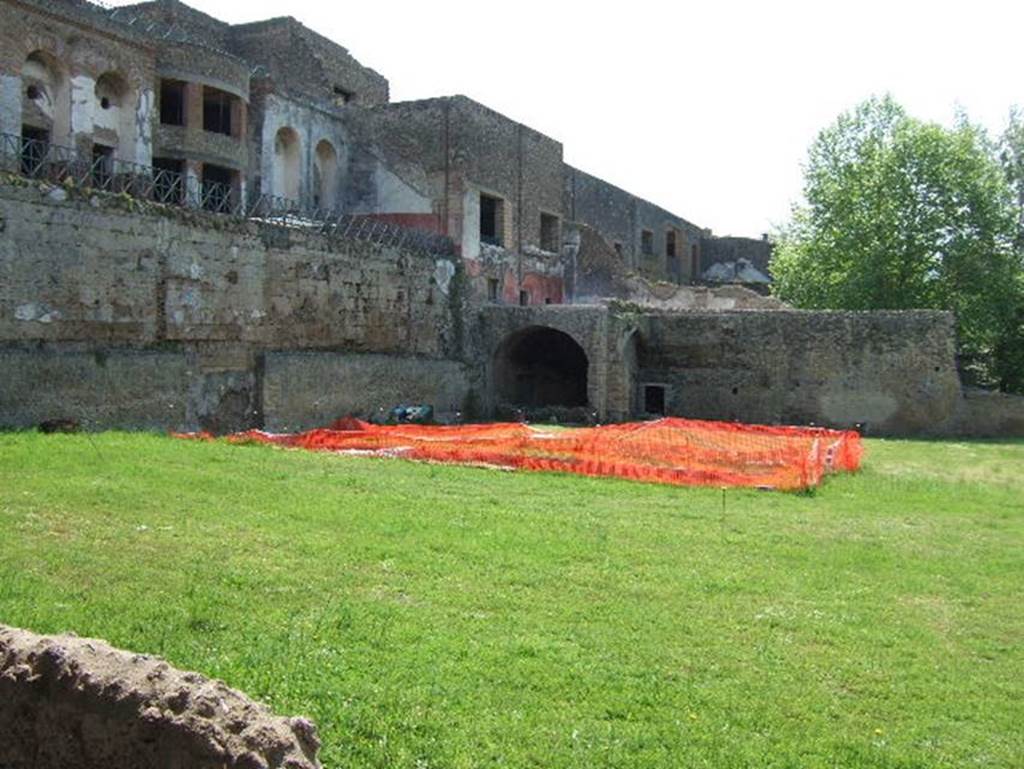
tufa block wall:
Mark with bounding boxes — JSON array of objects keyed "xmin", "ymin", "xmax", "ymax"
[{"xmin": 0, "ymin": 181, "xmax": 471, "ymax": 431}]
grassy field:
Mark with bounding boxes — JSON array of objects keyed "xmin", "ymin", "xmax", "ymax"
[{"xmin": 1, "ymin": 432, "xmax": 1022, "ymax": 768}]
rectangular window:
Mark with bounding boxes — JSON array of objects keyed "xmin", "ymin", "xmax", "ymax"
[
  {"xmin": 540, "ymin": 212, "xmax": 560, "ymax": 252},
  {"xmin": 666, "ymin": 230, "xmax": 677, "ymax": 258},
  {"xmin": 159, "ymin": 80, "xmax": 185, "ymax": 126},
  {"xmin": 201, "ymin": 163, "xmax": 234, "ymax": 212},
  {"xmin": 643, "ymin": 385, "xmax": 666, "ymax": 416},
  {"xmin": 519, "ymin": 289, "xmax": 529, "ymax": 307},
  {"xmin": 613, "ymin": 241, "xmax": 623, "ymax": 258},
  {"xmin": 487, "ymin": 278, "xmax": 499, "ymax": 302},
  {"xmin": 641, "ymin": 229, "xmax": 654, "ymax": 256},
  {"xmin": 152, "ymin": 157, "xmax": 184, "ymax": 204},
  {"xmin": 203, "ymin": 87, "xmax": 232, "ymax": 136},
  {"xmin": 480, "ymin": 193, "xmax": 504, "ymax": 246},
  {"xmin": 691, "ymin": 243, "xmax": 700, "ymax": 278}
]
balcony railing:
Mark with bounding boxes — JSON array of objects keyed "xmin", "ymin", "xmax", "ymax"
[{"xmin": 0, "ymin": 132, "xmax": 455, "ymax": 256}]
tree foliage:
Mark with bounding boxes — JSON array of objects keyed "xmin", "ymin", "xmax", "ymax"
[{"xmin": 772, "ymin": 96, "xmax": 1024, "ymax": 392}]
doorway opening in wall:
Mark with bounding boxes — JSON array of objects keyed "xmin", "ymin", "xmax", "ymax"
[
  {"xmin": 159, "ymin": 80, "xmax": 185, "ymax": 126},
  {"xmin": 91, "ymin": 143, "xmax": 114, "ymax": 188},
  {"xmin": 19, "ymin": 126, "xmax": 49, "ymax": 175},
  {"xmin": 519, "ymin": 289, "xmax": 529, "ymax": 307},
  {"xmin": 487, "ymin": 278, "xmax": 499, "ymax": 302},
  {"xmin": 202, "ymin": 87, "xmax": 233, "ymax": 136},
  {"xmin": 643, "ymin": 384, "xmax": 666, "ymax": 416},
  {"xmin": 480, "ymin": 193, "xmax": 504, "ymax": 246},
  {"xmin": 152, "ymin": 157, "xmax": 185, "ymax": 204},
  {"xmin": 201, "ymin": 163, "xmax": 234, "ymax": 212}
]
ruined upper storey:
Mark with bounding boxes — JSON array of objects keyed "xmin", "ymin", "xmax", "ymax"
[
  {"xmin": 0, "ymin": 0, "xmax": 769, "ymax": 308},
  {"xmin": 112, "ymin": 0, "xmax": 390, "ymax": 105}
]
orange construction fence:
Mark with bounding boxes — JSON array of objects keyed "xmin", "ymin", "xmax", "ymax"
[{"xmin": 177, "ymin": 417, "xmax": 862, "ymax": 491}]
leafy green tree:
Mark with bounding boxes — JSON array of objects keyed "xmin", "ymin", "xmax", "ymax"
[{"xmin": 772, "ymin": 96, "xmax": 1023, "ymax": 391}]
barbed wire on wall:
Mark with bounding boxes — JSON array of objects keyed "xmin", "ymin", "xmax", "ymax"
[{"xmin": 0, "ymin": 132, "xmax": 455, "ymax": 256}]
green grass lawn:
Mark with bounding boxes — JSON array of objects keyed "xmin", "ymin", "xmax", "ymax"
[{"xmin": 1, "ymin": 432, "xmax": 1022, "ymax": 768}]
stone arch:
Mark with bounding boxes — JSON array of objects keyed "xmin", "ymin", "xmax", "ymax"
[
  {"xmin": 313, "ymin": 138, "xmax": 339, "ymax": 211},
  {"xmin": 493, "ymin": 326, "xmax": 589, "ymax": 409},
  {"xmin": 273, "ymin": 126, "xmax": 301, "ymax": 202},
  {"xmin": 22, "ymin": 50, "xmax": 71, "ymax": 144},
  {"xmin": 93, "ymin": 71, "xmax": 135, "ymax": 160}
]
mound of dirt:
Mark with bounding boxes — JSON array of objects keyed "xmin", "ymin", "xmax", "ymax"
[{"xmin": 0, "ymin": 625, "xmax": 322, "ymax": 769}]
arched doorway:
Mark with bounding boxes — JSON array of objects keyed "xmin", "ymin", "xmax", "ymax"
[
  {"xmin": 313, "ymin": 139, "xmax": 338, "ymax": 210},
  {"xmin": 494, "ymin": 326, "xmax": 588, "ymax": 408},
  {"xmin": 272, "ymin": 126, "xmax": 301, "ymax": 201}
]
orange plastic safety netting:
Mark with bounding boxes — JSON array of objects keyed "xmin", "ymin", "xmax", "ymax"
[{"xmin": 177, "ymin": 417, "xmax": 862, "ymax": 490}]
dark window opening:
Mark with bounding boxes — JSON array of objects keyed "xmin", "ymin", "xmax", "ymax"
[
  {"xmin": 540, "ymin": 212, "xmax": 560, "ymax": 251},
  {"xmin": 644, "ymin": 385, "xmax": 666, "ymax": 415},
  {"xmin": 20, "ymin": 126, "xmax": 49, "ymax": 175},
  {"xmin": 666, "ymin": 230, "xmax": 677, "ymax": 258},
  {"xmin": 613, "ymin": 241, "xmax": 623, "ymax": 258},
  {"xmin": 519, "ymin": 289, "xmax": 529, "ymax": 307},
  {"xmin": 100, "ymin": 96, "xmax": 111, "ymax": 110},
  {"xmin": 544, "ymin": 297, "xmax": 552, "ymax": 305},
  {"xmin": 152, "ymin": 157, "xmax": 184, "ymax": 204},
  {"xmin": 203, "ymin": 87, "xmax": 232, "ymax": 136},
  {"xmin": 25, "ymin": 84, "xmax": 41, "ymax": 101},
  {"xmin": 159, "ymin": 80, "xmax": 185, "ymax": 126},
  {"xmin": 487, "ymin": 278, "xmax": 499, "ymax": 302},
  {"xmin": 480, "ymin": 193, "xmax": 504, "ymax": 246},
  {"xmin": 91, "ymin": 143, "xmax": 114, "ymax": 188},
  {"xmin": 641, "ymin": 229, "xmax": 654, "ymax": 256},
  {"xmin": 496, "ymin": 327, "xmax": 589, "ymax": 408},
  {"xmin": 691, "ymin": 243, "xmax": 700, "ymax": 279},
  {"xmin": 333, "ymin": 86, "xmax": 353, "ymax": 105},
  {"xmin": 201, "ymin": 163, "xmax": 233, "ymax": 212}
]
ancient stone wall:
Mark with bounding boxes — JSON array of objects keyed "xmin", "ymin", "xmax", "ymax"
[
  {"xmin": 0, "ymin": 624, "xmax": 322, "ymax": 769},
  {"xmin": 229, "ymin": 18, "xmax": 389, "ymax": 107},
  {"xmin": 563, "ymin": 165, "xmax": 705, "ymax": 284},
  {"xmin": 630, "ymin": 309, "xmax": 962, "ymax": 435},
  {"xmin": 0, "ymin": 179, "xmax": 470, "ymax": 431}
]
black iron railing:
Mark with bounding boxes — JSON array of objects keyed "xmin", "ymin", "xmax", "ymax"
[{"xmin": 0, "ymin": 132, "xmax": 455, "ymax": 256}]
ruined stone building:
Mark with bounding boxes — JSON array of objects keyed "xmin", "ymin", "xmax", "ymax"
[{"xmin": 1, "ymin": 0, "xmax": 1021, "ymax": 436}]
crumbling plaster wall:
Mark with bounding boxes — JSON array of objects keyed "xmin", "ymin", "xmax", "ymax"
[
  {"xmin": 252, "ymin": 92, "xmax": 350, "ymax": 207},
  {"xmin": 0, "ymin": 0, "xmax": 156, "ymax": 162},
  {"xmin": 0, "ymin": 624, "xmax": 322, "ymax": 769},
  {"xmin": 0, "ymin": 181, "xmax": 468, "ymax": 431}
]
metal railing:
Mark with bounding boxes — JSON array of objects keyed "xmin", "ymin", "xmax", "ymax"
[{"xmin": 0, "ymin": 132, "xmax": 455, "ymax": 256}]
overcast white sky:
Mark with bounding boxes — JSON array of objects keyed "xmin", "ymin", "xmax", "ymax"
[{"xmin": 116, "ymin": 0, "xmax": 1022, "ymax": 237}]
